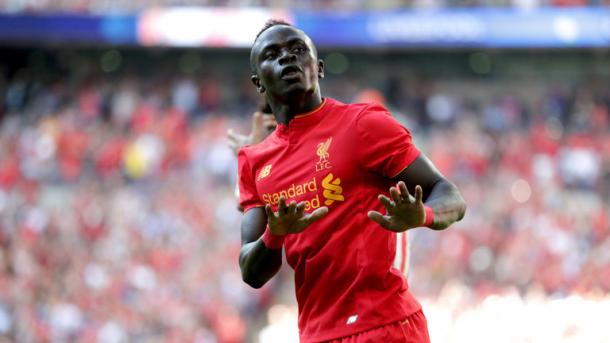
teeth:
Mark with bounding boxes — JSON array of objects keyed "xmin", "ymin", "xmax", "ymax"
[{"xmin": 283, "ymin": 70, "xmax": 298, "ymax": 77}]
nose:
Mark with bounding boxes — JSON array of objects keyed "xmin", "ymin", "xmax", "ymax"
[{"xmin": 278, "ymin": 50, "xmax": 297, "ymax": 65}]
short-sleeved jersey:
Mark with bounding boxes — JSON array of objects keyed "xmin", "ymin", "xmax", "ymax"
[{"xmin": 238, "ymin": 98, "xmax": 421, "ymax": 342}]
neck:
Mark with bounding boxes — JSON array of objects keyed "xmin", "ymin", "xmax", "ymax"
[{"xmin": 268, "ymin": 88, "xmax": 323, "ymax": 125}]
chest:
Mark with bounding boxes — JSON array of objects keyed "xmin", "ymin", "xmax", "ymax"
[{"xmin": 254, "ymin": 127, "xmax": 358, "ymax": 211}]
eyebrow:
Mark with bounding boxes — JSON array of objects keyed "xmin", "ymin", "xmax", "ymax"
[{"xmin": 260, "ymin": 38, "xmax": 307, "ymax": 55}]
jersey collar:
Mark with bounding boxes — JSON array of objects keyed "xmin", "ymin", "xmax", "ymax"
[{"xmin": 275, "ymin": 98, "xmax": 329, "ymax": 138}]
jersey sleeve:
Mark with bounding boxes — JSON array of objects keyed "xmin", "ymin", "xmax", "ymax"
[
  {"xmin": 355, "ymin": 104, "xmax": 421, "ymax": 178},
  {"xmin": 237, "ymin": 149, "xmax": 264, "ymax": 211}
]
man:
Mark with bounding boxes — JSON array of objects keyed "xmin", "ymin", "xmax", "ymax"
[{"xmin": 237, "ymin": 20, "xmax": 466, "ymax": 342}]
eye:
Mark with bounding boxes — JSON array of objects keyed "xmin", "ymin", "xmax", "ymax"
[
  {"xmin": 264, "ymin": 51, "xmax": 277, "ymax": 60},
  {"xmin": 293, "ymin": 46, "xmax": 307, "ymax": 53}
]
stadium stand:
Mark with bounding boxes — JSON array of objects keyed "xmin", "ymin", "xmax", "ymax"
[{"xmin": 0, "ymin": 48, "xmax": 609, "ymax": 341}]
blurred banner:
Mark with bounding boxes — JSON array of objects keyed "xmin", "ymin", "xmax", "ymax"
[
  {"xmin": 299, "ymin": 8, "xmax": 610, "ymax": 48},
  {"xmin": 0, "ymin": 13, "xmax": 136, "ymax": 45},
  {"xmin": 0, "ymin": 8, "xmax": 609, "ymax": 47},
  {"xmin": 138, "ymin": 7, "xmax": 293, "ymax": 47}
]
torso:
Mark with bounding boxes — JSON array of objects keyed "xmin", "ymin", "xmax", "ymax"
[{"xmin": 240, "ymin": 98, "xmax": 421, "ymax": 342}]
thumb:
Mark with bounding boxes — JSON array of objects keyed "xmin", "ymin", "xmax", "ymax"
[{"xmin": 308, "ymin": 207, "xmax": 329, "ymax": 223}]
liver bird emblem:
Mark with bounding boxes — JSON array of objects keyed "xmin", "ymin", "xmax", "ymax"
[{"xmin": 316, "ymin": 137, "xmax": 332, "ymax": 162}]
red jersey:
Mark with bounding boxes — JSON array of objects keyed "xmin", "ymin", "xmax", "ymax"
[{"xmin": 238, "ymin": 98, "xmax": 422, "ymax": 342}]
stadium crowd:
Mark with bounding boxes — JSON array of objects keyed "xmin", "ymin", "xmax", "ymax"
[
  {"xmin": 0, "ymin": 50, "xmax": 609, "ymax": 342},
  {"xmin": 0, "ymin": 0, "xmax": 606, "ymax": 14}
]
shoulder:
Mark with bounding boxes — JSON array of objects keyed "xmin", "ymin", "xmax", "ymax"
[
  {"xmin": 349, "ymin": 102, "xmax": 414, "ymax": 139},
  {"xmin": 349, "ymin": 102, "xmax": 394, "ymax": 130},
  {"xmin": 238, "ymin": 132, "xmax": 280, "ymax": 163},
  {"xmin": 326, "ymin": 98, "xmax": 390, "ymax": 125},
  {"xmin": 355, "ymin": 102, "xmax": 391, "ymax": 117}
]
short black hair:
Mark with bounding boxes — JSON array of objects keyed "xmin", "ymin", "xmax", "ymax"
[{"xmin": 255, "ymin": 19, "xmax": 293, "ymax": 42}]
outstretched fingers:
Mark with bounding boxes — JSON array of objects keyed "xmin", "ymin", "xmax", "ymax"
[
  {"xmin": 307, "ymin": 207, "xmax": 329, "ymax": 223},
  {"xmin": 378, "ymin": 194, "xmax": 395, "ymax": 211},
  {"xmin": 367, "ymin": 211, "xmax": 391, "ymax": 230},
  {"xmin": 264, "ymin": 204, "xmax": 276, "ymax": 219},
  {"xmin": 398, "ymin": 182, "xmax": 411, "ymax": 202},
  {"xmin": 296, "ymin": 202, "xmax": 306, "ymax": 217},
  {"xmin": 288, "ymin": 200, "xmax": 298, "ymax": 216},
  {"xmin": 390, "ymin": 186, "xmax": 402, "ymax": 205},
  {"xmin": 278, "ymin": 196, "xmax": 287, "ymax": 214},
  {"xmin": 414, "ymin": 185, "xmax": 423, "ymax": 204}
]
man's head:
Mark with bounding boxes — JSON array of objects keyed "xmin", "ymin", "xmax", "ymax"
[{"xmin": 250, "ymin": 20, "xmax": 324, "ymax": 101}]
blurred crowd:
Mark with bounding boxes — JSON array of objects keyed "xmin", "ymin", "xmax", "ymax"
[
  {"xmin": 0, "ymin": 52, "xmax": 268, "ymax": 342},
  {"xmin": 0, "ymin": 49, "xmax": 609, "ymax": 342},
  {"xmin": 405, "ymin": 80, "xmax": 610, "ymax": 299},
  {"xmin": 0, "ymin": 0, "xmax": 607, "ymax": 14}
]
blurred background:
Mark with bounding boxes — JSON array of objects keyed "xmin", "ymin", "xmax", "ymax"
[{"xmin": 1, "ymin": 1, "xmax": 609, "ymax": 343}]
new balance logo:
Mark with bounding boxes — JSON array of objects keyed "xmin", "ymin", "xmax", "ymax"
[
  {"xmin": 257, "ymin": 164, "xmax": 272, "ymax": 181},
  {"xmin": 322, "ymin": 173, "xmax": 344, "ymax": 206},
  {"xmin": 346, "ymin": 314, "xmax": 358, "ymax": 325}
]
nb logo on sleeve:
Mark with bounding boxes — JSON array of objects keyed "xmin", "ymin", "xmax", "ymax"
[
  {"xmin": 322, "ymin": 173, "xmax": 344, "ymax": 206},
  {"xmin": 346, "ymin": 314, "xmax": 358, "ymax": 325},
  {"xmin": 257, "ymin": 164, "xmax": 272, "ymax": 181}
]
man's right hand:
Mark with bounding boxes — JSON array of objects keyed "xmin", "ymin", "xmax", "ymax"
[{"xmin": 264, "ymin": 196, "xmax": 328, "ymax": 236}]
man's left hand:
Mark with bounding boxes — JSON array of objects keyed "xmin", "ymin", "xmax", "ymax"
[{"xmin": 368, "ymin": 181, "xmax": 426, "ymax": 232}]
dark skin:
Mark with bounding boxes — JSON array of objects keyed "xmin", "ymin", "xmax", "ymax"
[
  {"xmin": 240, "ymin": 25, "xmax": 466, "ymax": 288},
  {"xmin": 250, "ymin": 25, "xmax": 324, "ymax": 125}
]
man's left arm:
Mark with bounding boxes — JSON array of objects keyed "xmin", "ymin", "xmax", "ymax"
[
  {"xmin": 354, "ymin": 103, "xmax": 465, "ymax": 231},
  {"xmin": 368, "ymin": 154, "xmax": 466, "ymax": 231}
]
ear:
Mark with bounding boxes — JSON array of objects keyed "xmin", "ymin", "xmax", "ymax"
[
  {"xmin": 251, "ymin": 74, "xmax": 265, "ymax": 93},
  {"xmin": 317, "ymin": 59, "xmax": 325, "ymax": 79}
]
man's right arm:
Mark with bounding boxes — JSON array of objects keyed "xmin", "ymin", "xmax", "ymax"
[
  {"xmin": 239, "ymin": 198, "xmax": 329, "ymax": 288},
  {"xmin": 239, "ymin": 207, "xmax": 282, "ymax": 289}
]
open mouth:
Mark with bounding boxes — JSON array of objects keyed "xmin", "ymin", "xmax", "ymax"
[{"xmin": 281, "ymin": 65, "xmax": 302, "ymax": 78}]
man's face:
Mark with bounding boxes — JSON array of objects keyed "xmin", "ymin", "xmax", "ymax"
[{"xmin": 251, "ymin": 25, "xmax": 323, "ymax": 99}]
